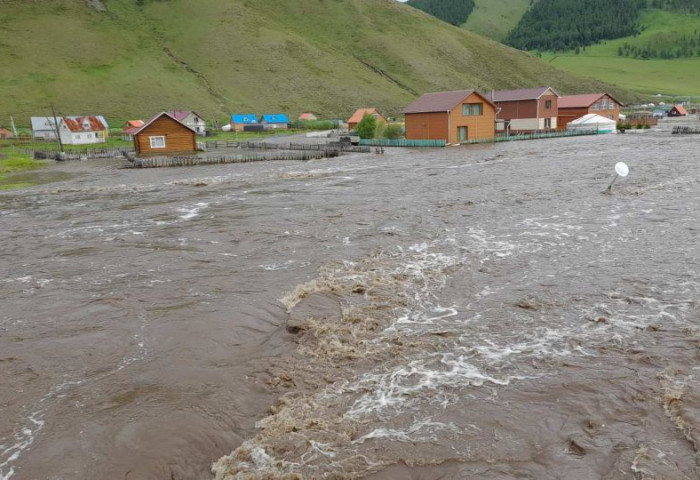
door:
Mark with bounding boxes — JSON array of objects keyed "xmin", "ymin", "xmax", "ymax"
[{"xmin": 458, "ymin": 126, "xmax": 468, "ymax": 143}]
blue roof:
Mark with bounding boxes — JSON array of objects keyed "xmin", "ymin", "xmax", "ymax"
[
  {"xmin": 261, "ymin": 114, "xmax": 289, "ymax": 124},
  {"xmin": 231, "ymin": 114, "xmax": 258, "ymax": 125}
]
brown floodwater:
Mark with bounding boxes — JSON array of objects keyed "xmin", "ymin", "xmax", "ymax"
[{"xmin": 2, "ymin": 122, "xmax": 700, "ymax": 479}]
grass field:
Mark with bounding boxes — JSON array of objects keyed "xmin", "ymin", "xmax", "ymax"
[
  {"xmin": 463, "ymin": 0, "xmax": 533, "ymax": 40},
  {"xmin": 0, "ymin": 0, "xmax": 624, "ymax": 126},
  {"xmin": 0, "ymin": 152, "xmax": 46, "ymax": 190},
  {"xmin": 540, "ymin": 9, "xmax": 700, "ymax": 96}
]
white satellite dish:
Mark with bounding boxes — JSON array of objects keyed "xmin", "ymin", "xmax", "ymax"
[{"xmin": 615, "ymin": 162, "xmax": 629, "ymax": 177}]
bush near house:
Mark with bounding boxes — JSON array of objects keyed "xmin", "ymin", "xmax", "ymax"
[
  {"xmin": 355, "ymin": 113, "xmax": 377, "ymax": 139},
  {"xmin": 383, "ymin": 123, "xmax": 404, "ymax": 139}
]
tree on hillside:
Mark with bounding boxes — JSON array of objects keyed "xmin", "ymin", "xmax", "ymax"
[
  {"xmin": 355, "ymin": 114, "xmax": 377, "ymax": 139},
  {"xmin": 406, "ymin": 0, "xmax": 475, "ymax": 26}
]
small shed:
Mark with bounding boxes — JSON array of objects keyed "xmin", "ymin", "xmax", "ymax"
[
  {"xmin": 668, "ymin": 105, "xmax": 688, "ymax": 117},
  {"xmin": 133, "ymin": 112, "xmax": 197, "ymax": 156},
  {"xmin": 31, "ymin": 117, "xmax": 59, "ymax": 140},
  {"xmin": 122, "ymin": 120, "xmax": 144, "ymax": 140},
  {"xmin": 298, "ymin": 113, "xmax": 318, "ymax": 121},
  {"xmin": 347, "ymin": 108, "xmax": 386, "ymax": 130},
  {"xmin": 0, "ymin": 127, "xmax": 14, "ymax": 139},
  {"xmin": 567, "ymin": 114, "xmax": 617, "ymax": 134},
  {"xmin": 260, "ymin": 114, "xmax": 289, "ymax": 130},
  {"xmin": 231, "ymin": 114, "xmax": 259, "ymax": 132}
]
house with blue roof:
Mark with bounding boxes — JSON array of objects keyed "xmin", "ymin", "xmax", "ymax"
[
  {"xmin": 231, "ymin": 114, "xmax": 259, "ymax": 132},
  {"xmin": 260, "ymin": 114, "xmax": 289, "ymax": 130}
]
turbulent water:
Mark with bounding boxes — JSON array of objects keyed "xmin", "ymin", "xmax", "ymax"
[{"xmin": 2, "ymin": 124, "xmax": 700, "ymax": 480}]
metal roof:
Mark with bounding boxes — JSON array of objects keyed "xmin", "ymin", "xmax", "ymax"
[
  {"xmin": 261, "ymin": 114, "xmax": 289, "ymax": 124},
  {"xmin": 132, "ymin": 112, "xmax": 197, "ymax": 135},
  {"xmin": 231, "ymin": 114, "xmax": 259, "ymax": 124},
  {"xmin": 559, "ymin": 93, "xmax": 622, "ymax": 109},
  {"xmin": 30, "ymin": 117, "xmax": 58, "ymax": 131},
  {"xmin": 62, "ymin": 116, "xmax": 108, "ymax": 133},
  {"xmin": 487, "ymin": 87, "xmax": 559, "ymax": 102},
  {"xmin": 404, "ymin": 90, "xmax": 494, "ymax": 114},
  {"xmin": 347, "ymin": 108, "xmax": 381, "ymax": 124}
]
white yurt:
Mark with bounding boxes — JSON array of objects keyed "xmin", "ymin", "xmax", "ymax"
[{"xmin": 567, "ymin": 114, "xmax": 617, "ymax": 134}]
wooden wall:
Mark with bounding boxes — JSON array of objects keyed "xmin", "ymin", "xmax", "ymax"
[{"xmin": 134, "ymin": 115, "xmax": 196, "ymax": 156}]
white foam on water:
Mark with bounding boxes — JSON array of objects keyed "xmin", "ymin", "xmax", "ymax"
[
  {"xmin": 177, "ymin": 202, "xmax": 209, "ymax": 220},
  {"xmin": 352, "ymin": 418, "xmax": 460, "ymax": 445},
  {"xmin": 0, "ymin": 412, "xmax": 45, "ymax": 480}
]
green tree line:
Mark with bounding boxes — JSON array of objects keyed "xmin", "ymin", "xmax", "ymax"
[
  {"xmin": 650, "ymin": 0, "xmax": 700, "ymax": 14},
  {"xmin": 505, "ymin": 0, "xmax": 646, "ymax": 51},
  {"xmin": 618, "ymin": 30, "xmax": 700, "ymax": 58},
  {"xmin": 406, "ymin": 0, "xmax": 475, "ymax": 27}
]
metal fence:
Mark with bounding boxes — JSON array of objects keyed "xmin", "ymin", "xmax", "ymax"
[{"xmin": 359, "ymin": 138, "xmax": 446, "ymax": 148}]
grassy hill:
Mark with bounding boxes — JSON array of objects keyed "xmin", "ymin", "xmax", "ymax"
[
  {"xmin": 0, "ymin": 0, "xmax": 623, "ymax": 127},
  {"xmin": 540, "ymin": 8, "xmax": 700, "ymax": 96},
  {"xmin": 463, "ymin": 0, "xmax": 534, "ymax": 41}
]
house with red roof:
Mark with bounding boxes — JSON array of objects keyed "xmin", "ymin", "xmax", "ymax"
[
  {"xmin": 122, "ymin": 120, "xmax": 144, "ymax": 140},
  {"xmin": 557, "ymin": 93, "xmax": 622, "ymax": 130},
  {"xmin": 668, "ymin": 105, "xmax": 688, "ymax": 117},
  {"xmin": 485, "ymin": 87, "xmax": 560, "ymax": 134},
  {"xmin": 298, "ymin": 113, "xmax": 318, "ymax": 121},
  {"xmin": 168, "ymin": 110, "xmax": 207, "ymax": 136},
  {"xmin": 57, "ymin": 116, "xmax": 109, "ymax": 145},
  {"xmin": 347, "ymin": 108, "xmax": 386, "ymax": 130},
  {"xmin": 404, "ymin": 90, "xmax": 496, "ymax": 144}
]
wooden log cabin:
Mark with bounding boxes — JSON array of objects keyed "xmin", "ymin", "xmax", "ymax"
[
  {"xmin": 403, "ymin": 90, "xmax": 496, "ymax": 144},
  {"xmin": 133, "ymin": 112, "xmax": 197, "ymax": 156}
]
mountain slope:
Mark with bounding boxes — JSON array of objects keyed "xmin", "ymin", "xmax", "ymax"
[
  {"xmin": 463, "ymin": 0, "xmax": 534, "ymax": 41},
  {"xmin": 0, "ymin": 0, "xmax": 624, "ymax": 125}
]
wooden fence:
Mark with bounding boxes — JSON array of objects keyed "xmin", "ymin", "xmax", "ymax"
[
  {"xmin": 469, "ymin": 130, "xmax": 598, "ymax": 145},
  {"xmin": 128, "ymin": 149, "xmax": 341, "ymax": 168},
  {"xmin": 672, "ymin": 126, "xmax": 700, "ymax": 134},
  {"xmin": 204, "ymin": 140, "xmax": 370, "ymax": 153},
  {"xmin": 32, "ymin": 148, "xmax": 132, "ymax": 160}
]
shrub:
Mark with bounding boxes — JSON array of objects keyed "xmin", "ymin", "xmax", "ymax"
[
  {"xmin": 289, "ymin": 119, "xmax": 336, "ymax": 130},
  {"xmin": 383, "ymin": 123, "xmax": 404, "ymax": 139},
  {"xmin": 355, "ymin": 113, "xmax": 377, "ymax": 139}
]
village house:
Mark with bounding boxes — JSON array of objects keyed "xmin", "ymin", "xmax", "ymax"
[
  {"xmin": 30, "ymin": 117, "xmax": 59, "ymax": 140},
  {"xmin": 122, "ymin": 120, "xmax": 144, "ymax": 140},
  {"xmin": 57, "ymin": 116, "xmax": 109, "ymax": 145},
  {"xmin": 168, "ymin": 110, "xmax": 206, "ymax": 136},
  {"xmin": 668, "ymin": 105, "xmax": 688, "ymax": 117},
  {"xmin": 0, "ymin": 127, "xmax": 14, "ymax": 139},
  {"xmin": 231, "ymin": 114, "xmax": 260, "ymax": 132},
  {"xmin": 347, "ymin": 108, "xmax": 386, "ymax": 130},
  {"xmin": 558, "ymin": 93, "xmax": 622, "ymax": 129},
  {"xmin": 133, "ymin": 112, "xmax": 197, "ymax": 156},
  {"xmin": 403, "ymin": 90, "xmax": 496, "ymax": 144},
  {"xmin": 260, "ymin": 114, "xmax": 289, "ymax": 130},
  {"xmin": 486, "ymin": 87, "xmax": 560, "ymax": 134},
  {"xmin": 298, "ymin": 113, "xmax": 318, "ymax": 121}
]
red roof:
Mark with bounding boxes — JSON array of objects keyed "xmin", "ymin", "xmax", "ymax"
[
  {"xmin": 559, "ymin": 93, "xmax": 622, "ymax": 109},
  {"xmin": 62, "ymin": 116, "xmax": 107, "ymax": 132},
  {"xmin": 487, "ymin": 87, "xmax": 559, "ymax": 102},
  {"xmin": 670, "ymin": 104, "xmax": 688, "ymax": 115},
  {"xmin": 347, "ymin": 108, "xmax": 384, "ymax": 124},
  {"xmin": 404, "ymin": 90, "xmax": 495, "ymax": 114},
  {"xmin": 122, "ymin": 120, "xmax": 144, "ymax": 134},
  {"xmin": 299, "ymin": 113, "xmax": 317, "ymax": 121}
]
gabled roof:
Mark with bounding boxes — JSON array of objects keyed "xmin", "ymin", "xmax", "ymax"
[
  {"xmin": 62, "ymin": 116, "xmax": 108, "ymax": 132},
  {"xmin": 133, "ymin": 112, "xmax": 197, "ymax": 135},
  {"xmin": 299, "ymin": 113, "xmax": 317, "ymax": 120},
  {"xmin": 231, "ymin": 114, "xmax": 259, "ymax": 124},
  {"xmin": 347, "ymin": 108, "xmax": 386, "ymax": 124},
  {"xmin": 487, "ymin": 87, "xmax": 559, "ymax": 102},
  {"xmin": 30, "ymin": 117, "xmax": 58, "ymax": 131},
  {"xmin": 670, "ymin": 104, "xmax": 688, "ymax": 115},
  {"xmin": 168, "ymin": 110, "xmax": 203, "ymax": 122},
  {"xmin": 123, "ymin": 120, "xmax": 144, "ymax": 129},
  {"xmin": 403, "ymin": 90, "xmax": 495, "ymax": 114},
  {"xmin": 261, "ymin": 114, "xmax": 289, "ymax": 124},
  {"xmin": 559, "ymin": 93, "xmax": 622, "ymax": 109}
]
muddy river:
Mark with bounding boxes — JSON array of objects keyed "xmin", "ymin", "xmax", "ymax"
[{"xmin": 1, "ymin": 124, "xmax": 700, "ymax": 479}]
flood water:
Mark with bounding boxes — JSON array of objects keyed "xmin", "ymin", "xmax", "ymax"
[{"xmin": 2, "ymin": 124, "xmax": 700, "ymax": 480}]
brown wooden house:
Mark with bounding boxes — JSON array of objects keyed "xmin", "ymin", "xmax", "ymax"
[
  {"xmin": 558, "ymin": 93, "xmax": 622, "ymax": 130},
  {"xmin": 133, "ymin": 112, "xmax": 196, "ymax": 156},
  {"xmin": 486, "ymin": 87, "xmax": 560, "ymax": 134},
  {"xmin": 403, "ymin": 90, "xmax": 496, "ymax": 144}
]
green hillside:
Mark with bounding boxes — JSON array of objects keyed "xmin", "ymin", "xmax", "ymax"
[
  {"xmin": 463, "ymin": 0, "xmax": 534, "ymax": 40},
  {"xmin": 0, "ymin": 0, "xmax": 623, "ymax": 126},
  {"xmin": 541, "ymin": 8, "xmax": 700, "ymax": 95}
]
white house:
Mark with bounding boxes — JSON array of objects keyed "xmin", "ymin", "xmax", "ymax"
[
  {"xmin": 31, "ymin": 117, "xmax": 59, "ymax": 140},
  {"xmin": 169, "ymin": 111, "xmax": 207, "ymax": 136},
  {"xmin": 58, "ymin": 116, "xmax": 109, "ymax": 145}
]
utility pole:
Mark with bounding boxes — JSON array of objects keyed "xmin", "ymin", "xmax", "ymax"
[
  {"xmin": 9, "ymin": 116, "xmax": 18, "ymax": 137},
  {"xmin": 50, "ymin": 103, "xmax": 64, "ymax": 153}
]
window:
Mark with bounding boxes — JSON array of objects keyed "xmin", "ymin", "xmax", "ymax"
[
  {"xmin": 150, "ymin": 136, "xmax": 166, "ymax": 148},
  {"xmin": 544, "ymin": 118, "xmax": 551, "ymax": 129},
  {"xmin": 545, "ymin": 100, "xmax": 552, "ymax": 109},
  {"xmin": 462, "ymin": 103, "xmax": 483, "ymax": 116}
]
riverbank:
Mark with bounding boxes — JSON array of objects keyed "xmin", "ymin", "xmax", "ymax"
[{"xmin": 0, "ymin": 151, "xmax": 47, "ymax": 190}]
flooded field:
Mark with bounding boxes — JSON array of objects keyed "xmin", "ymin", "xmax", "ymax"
[{"xmin": 2, "ymin": 124, "xmax": 700, "ymax": 479}]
